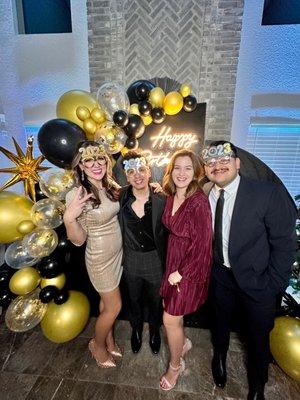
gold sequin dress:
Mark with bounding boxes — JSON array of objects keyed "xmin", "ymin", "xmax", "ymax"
[{"xmin": 66, "ymin": 187, "xmax": 123, "ymax": 293}]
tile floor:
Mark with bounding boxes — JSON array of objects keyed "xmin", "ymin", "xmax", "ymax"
[{"xmin": 0, "ymin": 317, "xmax": 299, "ymax": 400}]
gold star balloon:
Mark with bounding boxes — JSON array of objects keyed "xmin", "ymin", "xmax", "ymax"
[{"xmin": 0, "ymin": 137, "xmax": 48, "ymax": 202}]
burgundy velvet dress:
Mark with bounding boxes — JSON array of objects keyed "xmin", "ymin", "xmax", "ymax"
[{"xmin": 160, "ymin": 189, "xmax": 213, "ymax": 316}]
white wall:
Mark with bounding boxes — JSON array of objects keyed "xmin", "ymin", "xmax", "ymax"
[
  {"xmin": 231, "ymin": 0, "xmax": 300, "ymax": 149},
  {"xmin": 0, "ymin": 0, "xmax": 90, "ymax": 189},
  {"xmin": 0, "ymin": 0, "xmax": 90, "ymax": 139}
]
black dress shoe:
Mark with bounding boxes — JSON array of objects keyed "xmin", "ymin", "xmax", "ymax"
[
  {"xmin": 149, "ymin": 328, "xmax": 161, "ymax": 354},
  {"xmin": 131, "ymin": 328, "xmax": 142, "ymax": 353},
  {"xmin": 212, "ymin": 352, "xmax": 227, "ymax": 388},
  {"xmin": 247, "ymin": 385, "xmax": 265, "ymax": 400}
]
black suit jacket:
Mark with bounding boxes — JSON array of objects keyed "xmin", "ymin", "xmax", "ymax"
[
  {"xmin": 209, "ymin": 177, "xmax": 297, "ymax": 296},
  {"xmin": 118, "ymin": 186, "xmax": 167, "ymax": 266}
]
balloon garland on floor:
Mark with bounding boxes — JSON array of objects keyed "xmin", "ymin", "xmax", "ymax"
[
  {"xmin": 269, "ymin": 193, "xmax": 300, "ymax": 382},
  {"xmin": 0, "ymin": 137, "xmax": 90, "ymax": 342}
]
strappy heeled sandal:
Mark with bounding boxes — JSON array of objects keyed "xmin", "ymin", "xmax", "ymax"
[
  {"xmin": 159, "ymin": 357, "xmax": 185, "ymax": 391},
  {"xmin": 182, "ymin": 337, "xmax": 192, "ymax": 357},
  {"xmin": 88, "ymin": 339, "xmax": 116, "ymax": 368},
  {"xmin": 107, "ymin": 342, "xmax": 123, "ymax": 358}
]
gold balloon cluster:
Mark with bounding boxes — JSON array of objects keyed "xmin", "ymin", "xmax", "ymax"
[
  {"xmin": 56, "ymin": 90, "xmax": 106, "ymax": 140},
  {"xmin": 270, "ymin": 316, "xmax": 300, "ymax": 382},
  {"xmin": 129, "ymin": 83, "xmax": 193, "ymax": 126}
]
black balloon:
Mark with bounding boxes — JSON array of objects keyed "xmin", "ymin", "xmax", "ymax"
[
  {"xmin": 39, "ymin": 286, "xmax": 58, "ymax": 303},
  {"xmin": 37, "ymin": 256, "xmax": 63, "ymax": 278},
  {"xmin": 0, "ymin": 289, "xmax": 13, "ymax": 307},
  {"xmin": 135, "ymin": 84, "xmax": 151, "ymax": 101},
  {"xmin": 151, "ymin": 107, "xmax": 166, "ymax": 124},
  {"xmin": 38, "ymin": 118, "xmax": 86, "ymax": 168},
  {"xmin": 0, "ymin": 271, "xmax": 10, "ymax": 288},
  {"xmin": 124, "ymin": 114, "xmax": 145, "ymax": 139},
  {"xmin": 54, "ymin": 289, "xmax": 69, "ymax": 305},
  {"xmin": 183, "ymin": 95, "xmax": 197, "ymax": 112},
  {"xmin": 113, "ymin": 110, "xmax": 129, "ymax": 128},
  {"xmin": 127, "ymin": 80, "xmax": 155, "ymax": 104},
  {"xmin": 138, "ymin": 101, "xmax": 152, "ymax": 116},
  {"xmin": 32, "ymin": 182, "xmax": 47, "ymax": 202},
  {"xmin": 125, "ymin": 137, "xmax": 138, "ymax": 150}
]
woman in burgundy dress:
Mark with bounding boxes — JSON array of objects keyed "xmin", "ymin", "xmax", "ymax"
[{"xmin": 159, "ymin": 149, "xmax": 213, "ymax": 390}]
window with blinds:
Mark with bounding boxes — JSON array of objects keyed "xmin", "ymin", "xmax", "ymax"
[{"xmin": 246, "ymin": 124, "xmax": 300, "ymax": 198}]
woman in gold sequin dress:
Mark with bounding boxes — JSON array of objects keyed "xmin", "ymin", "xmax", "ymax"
[{"xmin": 64, "ymin": 141, "xmax": 123, "ymax": 368}]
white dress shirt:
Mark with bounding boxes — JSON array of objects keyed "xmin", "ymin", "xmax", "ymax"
[{"xmin": 208, "ymin": 174, "xmax": 240, "ymax": 268}]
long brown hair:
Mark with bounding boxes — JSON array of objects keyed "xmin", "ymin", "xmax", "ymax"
[
  {"xmin": 71, "ymin": 140, "xmax": 119, "ymax": 207},
  {"xmin": 163, "ymin": 149, "xmax": 204, "ymax": 197}
]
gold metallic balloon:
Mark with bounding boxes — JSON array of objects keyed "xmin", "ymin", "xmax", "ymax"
[
  {"xmin": 17, "ymin": 220, "xmax": 36, "ymax": 235},
  {"xmin": 0, "ymin": 191, "xmax": 33, "ymax": 244},
  {"xmin": 39, "ymin": 168, "xmax": 76, "ymax": 201},
  {"xmin": 91, "ymin": 108, "xmax": 106, "ymax": 124},
  {"xmin": 149, "ymin": 87, "xmax": 165, "ymax": 108},
  {"xmin": 23, "ymin": 228, "xmax": 58, "ymax": 258},
  {"xmin": 179, "ymin": 83, "xmax": 192, "ymax": 98},
  {"xmin": 41, "ymin": 290, "xmax": 90, "ymax": 343},
  {"xmin": 83, "ymin": 118, "xmax": 97, "ymax": 136},
  {"xmin": 56, "ymin": 90, "xmax": 99, "ymax": 128},
  {"xmin": 129, "ymin": 103, "xmax": 140, "ymax": 116},
  {"xmin": 31, "ymin": 198, "xmax": 65, "ymax": 229},
  {"xmin": 270, "ymin": 316, "xmax": 300, "ymax": 382},
  {"xmin": 5, "ymin": 288, "xmax": 47, "ymax": 332},
  {"xmin": 40, "ymin": 273, "xmax": 66, "ymax": 290},
  {"xmin": 163, "ymin": 92, "xmax": 184, "ymax": 115},
  {"xmin": 9, "ymin": 267, "xmax": 41, "ymax": 295},
  {"xmin": 141, "ymin": 115, "xmax": 153, "ymax": 127},
  {"xmin": 76, "ymin": 106, "xmax": 90, "ymax": 121}
]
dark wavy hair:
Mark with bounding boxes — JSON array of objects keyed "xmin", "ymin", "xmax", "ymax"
[
  {"xmin": 71, "ymin": 140, "xmax": 119, "ymax": 207},
  {"xmin": 163, "ymin": 149, "xmax": 204, "ymax": 197}
]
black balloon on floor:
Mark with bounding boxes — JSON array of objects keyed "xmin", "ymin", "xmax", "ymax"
[
  {"xmin": 39, "ymin": 286, "xmax": 58, "ymax": 303},
  {"xmin": 54, "ymin": 289, "xmax": 69, "ymax": 305},
  {"xmin": 0, "ymin": 271, "xmax": 10, "ymax": 288},
  {"xmin": 0, "ymin": 289, "xmax": 13, "ymax": 307},
  {"xmin": 38, "ymin": 118, "xmax": 86, "ymax": 169},
  {"xmin": 37, "ymin": 256, "xmax": 63, "ymax": 278}
]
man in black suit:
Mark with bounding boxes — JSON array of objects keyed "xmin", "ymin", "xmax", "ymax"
[
  {"xmin": 118, "ymin": 150, "xmax": 166, "ymax": 354},
  {"xmin": 202, "ymin": 141, "xmax": 297, "ymax": 400}
]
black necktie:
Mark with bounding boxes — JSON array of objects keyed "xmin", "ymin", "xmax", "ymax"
[{"xmin": 213, "ymin": 189, "xmax": 224, "ymax": 265}]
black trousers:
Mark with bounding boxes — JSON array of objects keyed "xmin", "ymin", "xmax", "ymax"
[
  {"xmin": 122, "ymin": 249, "xmax": 163, "ymax": 330},
  {"xmin": 210, "ymin": 263, "xmax": 277, "ymax": 386}
]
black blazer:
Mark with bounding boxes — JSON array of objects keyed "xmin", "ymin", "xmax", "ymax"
[
  {"xmin": 210, "ymin": 177, "xmax": 297, "ymax": 295},
  {"xmin": 118, "ymin": 186, "xmax": 167, "ymax": 265}
]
